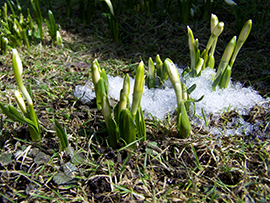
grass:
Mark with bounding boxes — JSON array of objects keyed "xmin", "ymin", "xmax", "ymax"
[{"xmin": 0, "ymin": 0, "xmax": 270, "ymax": 202}]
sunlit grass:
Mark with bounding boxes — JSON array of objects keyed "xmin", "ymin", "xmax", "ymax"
[{"xmin": 0, "ymin": 0, "xmax": 269, "ymax": 202}]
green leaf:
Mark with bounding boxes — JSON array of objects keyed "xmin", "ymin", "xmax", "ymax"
[
  {"xmin": 190, "ymin": 95, "xmax": 204, "ymax": 103},
  {"xmin": 103, "ymin": 0, "xmax": 114, "ymax": 15},
  {"xmin": 119, "ymin": 109, "xmax": 136, "ymax": 148},
  {"xmin": 4, "ymin": 103, "xmax": 40, "ymax": 141},
  {"xmin": 212, "ymin": 36, "xmax": 236, "ymax": 90},
  {"xmin": 101, "ymin": 93, "xmax": 112, "ymax": 127},
  {"xmin": 48, "ymin": 10, "xmax": 57, "ymax": 33},
  {"xmin": 187, "ymin": 26, "xmax": 196, "ymax": 73},
  {"xmin": 55, "ymin": 120, "xmax": 69, "ymax": 151},
  {"xmin": 122, "ymin": 73, "xmax": 130, "ymax": 101},
  {"xmin": 177, "ymin": 101, "xmax": 191, "ymax": 138},
  {"xmin": 0, "ymin": 102, "xmax": 17, "ymax": 121},
  {"xmin": 91, "ymin": 59, "xmax": 101, "ymax": 86},
  {"xmin": 96, "ymin": 78, "xmax": 106, "ymax": 110},
  {"xmin": 219, "ymin": 65, "xmax": 232, "ymax": 89},
  {"xmin": 1, "ymin": 37, "xmax": 8, "ymax": 55},
  {"xmin": 27, "ymin": 125, "xmax": 40, "ymax": 141},
  {"xmin": 135, "ymin": 106, "xmax": 146, "ymax": 141},
  {"xmin": 101, "ymin": 93, "xmax": 119, "ymax": 149},
  {"xmin": 7, "ymin": 0, "xmax": 15, "ymax": 16},
  {"xmin": 118, "ymin": 90, "xmax": 128, "ymax": 119},
  {"xmin": 164, "ymin": 58, "xmax": 182, "ymax": 109},
  {"xmin": 8, "ymin": 105, "xmax": 25, "ymax": 121},
  {"xmin": 146, "ymin": 57, "xmax": 155, "ymax": 89},
  {"xmin": 131, "ymin": 61, "xmax": 145, "ymax": 117},
  {"xmin": 30, "ymin": 0, "xmax": 43, "ymax": 42},
  {"xmin": 22, "ymin": 29, "xmax": 30, "ymax": 49},
  {"xmin": 187, "ymin": 84, "xmax": 196, "ymax": 94},
  {"xmin": 113, "ymin": 102, "xmax": 120, "ymax": 124},
  {"xmin": 195, "ymin": 57, "xmax": 204, "ymax": 75},
  {"xmin": 230, "ymin": 20, "xmax": 252, "ymax": 67},
  {"xmin": 100, "ymin": 69, "xmax": 109, "ymax": 95},
  {"xmin": 202, "ymin": 108, "xmax": 208, "ymax": 128},
  {"xmin": 207, "ymin": 55, "xmax": 215, "ymax": 69},
  {"xmin": 107, "ymin": 118, "xmax": 119, "ymax": 149},
  {"xmin": 56, "ymin": 31, "xmax": 62, "ymax": 46},
  {"xmin": 156, "ymin": 54, "xmax": 167, "ymax": 84},
  {"xmin": 182, "ymin": 83, "xmax": 188, "ymax": 101}
]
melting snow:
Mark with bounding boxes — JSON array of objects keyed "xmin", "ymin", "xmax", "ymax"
[{"xmin": 74, "ymin": 66, "xmax": 269, "ymax": 137}]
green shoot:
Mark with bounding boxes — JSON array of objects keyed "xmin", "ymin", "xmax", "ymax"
[
  {"xmin": 164, "ymin": 58, "xmax": 191, "ymax": 138},
  {"xmin": 0, "ymin": 49, "xmax": 41, "ymax": 141},
  {"xmin": 55, "ymin": 119, "xmax": 69, "ymax": 151},
  {"xmin": 102, "ymin": 0, "xmax": 119, "ymax": 42},
  {"xmin": 45, "ymin": 10, "xmax": 62, "ymax": 46},
  {"xmin": 91, "ymin": 60, "xmax": 146, "ymax": 148},
  {"xmin": 30, "ymin": 0, "xmax": 43, "ymax": 43},
  {"xmin": 145, "ymin": 54, "xmax": 169, "ymax": 88}
]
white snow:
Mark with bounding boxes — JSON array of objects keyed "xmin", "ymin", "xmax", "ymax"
[{"xmin": 73, "ymin": 66, "xmax": 269, "ymax": 137}]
